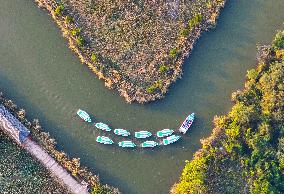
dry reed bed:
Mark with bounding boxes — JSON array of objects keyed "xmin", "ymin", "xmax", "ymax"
[{"xmin": 35, "ymin": 0, "xmax": 225, "ymax": 103}]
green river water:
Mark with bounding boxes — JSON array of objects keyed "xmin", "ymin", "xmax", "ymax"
[{"xmin": 1, "ymin": 0, "xmax": 284, "ymax": 193}]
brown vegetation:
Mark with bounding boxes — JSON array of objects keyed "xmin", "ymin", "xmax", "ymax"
[{"xmin": 35, "ymin": 0, "xmax": 225, "ymax": 103}]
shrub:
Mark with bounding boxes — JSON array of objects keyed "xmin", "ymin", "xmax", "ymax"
[
  {"xmin": 76, "ymin": 36, "xmax": 85, "ymax": 46},
  {"xmin": 272, "ymin": 31, "xmax": 284, "ymax": 49},
  {"xmin": 146, "ymin": 80, "xmax": 163, "ymax": 93},
  {"xmin": 169, "ymin": 48, "xmax": 178, "ymax": 58},
  {"xmin": 65, "ymin": 15, "xmax": 73, "ymax": 24},
  {"xmin": 146, "ymin": 85, "xmax": 156, "ymax": 93},
  {"xmin": 55, "ymin": 4, "xmax": 64, "ymax": 15},
  {"xmin": 275, "ymin": 49, "xmax": 284, "ymax": 59},
  {"xmin": 180, "ymin": 28, "xmax": 189, "ymax": 37},
  {"xmin": 91, "ymin": 185, "xmax": 112, "ymax": 194},
  {"xmin": 91, "ymin": 53, "xmax": 97, "ymax": 62},
  {"xmin": 188, "ymin": 14, "xmax": 203, "ymax": 29},
  {"xmin": 159, "ymin": 65, "xmax": 169, "ymax": 74},
  {"xmin": 246, "ymin": 69, "xmax": 258, "ymax": 80},
  {"xmin": 71, "ymin": 28, "xmax": 81, "ymax": 36}
]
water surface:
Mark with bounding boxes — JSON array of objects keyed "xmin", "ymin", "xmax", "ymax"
[{"xmin": 1, "ymin": 0, "xmax": 284, "ymax": 193}]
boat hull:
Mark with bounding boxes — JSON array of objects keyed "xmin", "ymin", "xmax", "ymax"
[
  {"xmin": 95, "ymin": 122, "xmax": 111, "ymax": 131},
  {"xmin": 96, "ymin": 136, "xmax": 114, "ymax": 145},
  {"xmin": 118, "ymin": 141, "xmax": 136, "ymax": 148},
  {"xmin": 76, "ymin": 109, "xmax": 92, "ymax": 123},
  {"xmin": 156, "ymin": 129, "xmax": 174, "ymax": 138},
  {"xmin": 163, "ymin": 135, "xmax": 181, "ymax": 145},
  {"xmin": 135, "ymin": 131, "xmax": 152, "ymax": 139},
  {"xmin": 114, "ymin": 129, "xmax": 130, "ymax": 136},
  {"xmin": 178, "ymin": 113, "xmax": 195, "ymax": 134},
  {"xmin": 141, "ymin": 141, "xmax": 159, "ymax": 148}
]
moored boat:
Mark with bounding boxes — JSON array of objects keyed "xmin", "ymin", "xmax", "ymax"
[
  {"xmin": 114, "ymin": 129, "xmax": 130, "ymax": 137},
  {"xmin": 76, "ymin": 109, "xmax": 92, "ymax": 123},
  {"xmin": 163, "ymin": 135, "xmax": 181, "ymax": 145},
  {"xmin": 156, "ymin": 129, "xmax": 174, "ymax": 138},
  {"xmin": 141, "ymin": 141, "xmax": 159, "ymax": 148},
  {"xmin": 95, "ymin": 122, "xmax": 111, "ymax": 131},
  {"xmin": 118, "ymin": 141, "xmax": 136, "ymax": 148},
  {"xmin": 178, "ymin": 113, "xmax": 195, "ymax": 134},
  {"xmin": 96, "ymin": 136, "xmax": 114, "ymax": 145},
  {"xmin": 134, "ymin": 131, "xmax": 152, "ymax": 139}
]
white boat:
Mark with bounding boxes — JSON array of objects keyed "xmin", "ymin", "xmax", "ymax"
[
  {"xmin": 163, "ymin": 135, "xmax": 181, "ymax": 145},
  {"xmin": 118, "ymin": 141, "xmax": 136, "ymax": 148},
  {"xmin": 141, "ymin": 141, "xmax": 159, "ymax": 148},
  {"xmin": 135, "ymin": 131, "xmax": 152, "ymax": 139},
  {"xmin": 179, "ymin": 113, "xmax": 195, "ymax": 134},
  {"xmin": 96, "ymin": 136, "xmax": 114, "ymax": 145},
  {"xmin": 156, "ymin": 129, "xmax": 174, "ymax": 138},
  {"xmin": 114, "ymin": 129, "xmax": 130, "ymax": 137},
  {"xmin": 95, "ymin": 122, "xmax": 111, "ymax": 132},
  {"xmin": 76, "ymin": 109, "xmax": 92, "ymax": 123}
]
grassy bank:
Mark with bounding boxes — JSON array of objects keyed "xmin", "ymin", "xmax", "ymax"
[
  {"xmin": 0, "ymin": 93, "xmax": 120, "ymax": 193},
  {"xmin": 35, "ymin": 0, "xmax": 225, "ymax": 103},
  {"xmin": 172, "ymin": 30, "xmax": 284, "ymax": 193},
  {"xmin": 0, "ymin": 131, "xmax": 67, "ymax": 193}
]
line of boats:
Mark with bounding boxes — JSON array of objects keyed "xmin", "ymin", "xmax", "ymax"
[
  {"xmin": 96, "ymin": 135, "xmax": 181, "ymax": 148},
  {"xmin": 77, "ymin": 109, "xmax": 195, "ymax": 148}
]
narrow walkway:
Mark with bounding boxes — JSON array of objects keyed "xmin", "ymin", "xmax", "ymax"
[
  {"xmin": 22, "ymin": 139, "xmax": 89, "ymax": 194},
  {"xmin": 0, "ymin": 105, "xmax": 89, "ymax": 194}
]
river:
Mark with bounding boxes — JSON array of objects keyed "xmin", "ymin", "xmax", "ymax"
[{"xmin": 1, "ymin": 0, "xmax": 284, "ymax": 193}]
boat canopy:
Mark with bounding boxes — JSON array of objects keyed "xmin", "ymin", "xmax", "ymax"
[
  {"xmin": 156, "ymin": 129, "xmax": 174, "ymax": 138},
  {"xmin": 114, "ymin": 129, "xmax": 130, "ymax": 136},
  {"xmin": 135, "ymin": 131, "xmax": 152, "ymax": 139},
  {"xmin": 77, "ymin": 109, "xmax": 92, "ymax": 123},
  {"xmin": 141, "ymin": 141, "xmax": 159, "ymax": 148},
  {"xmin": 118, "ymin": 141, "xmax": 136, "ymax": 148},
  {"xmin": 95, "ymin": 122, "xmax": 111, "ymax": 131},
  {"xmin": 163, "ymin": 135, "xmax": 181, "ymax": 145},
  {"xmin": 96, "ymin": 136, "xmax": 113, "ymax": 144}
]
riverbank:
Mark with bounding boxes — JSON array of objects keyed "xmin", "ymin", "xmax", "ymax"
[
  {"xmin": 35, "ymin": 0, "xmax": 225, "ymax": 103},
  {"xmin": 0, "ymin": 92, "xmax": 120, "ymax": 194},
  {"xmin": 171, "ymin": 30, "xmax": 284, "ymax": 193},
  {"xmin": 0, "ymin": 131, "xmax": 67, "ymax": 193}
]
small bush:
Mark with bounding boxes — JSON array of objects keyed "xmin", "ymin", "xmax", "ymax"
[
  {"xmin": 76, "ymin": 36, "xmax": 85, "ymax": 46},
  {"xmin": 189, "ymin": 14, "xmax": 203, "ymax": 29},
  {"xmin": 71, "ymin": 28, "xmax": 81, "ymax": 36},
  {"xmin": 146, "ymin": 85, "xmax": 156, "ymax": 93},
  {"xmin": 159, "ymin": 65, "xmax": 169, "ymax": 74},
  {"xmin": 169, "ymin": 48, "xmax": 178, "ymax": 58},
  {"xmin": 275, "ymin": 49, "xmax": 284, "ymax": 59},
  {"xmin": 146, "ymin": 80, "xmax": 163, "ymax": 93},
  {"xmin": 272, "ymin": 31, "xmax": 284, "ymax": 49},
  {"xmin": 180, "ymin": 28, "xmax": 189, "ymax": 37},
  {"xmin": 65, "ymin": 15, "xmax": 73, "ymax": 23},
  {"xmin": 55, "ymin": 4, "xmax": 64, "ymax": 15},
  {"xmin": 246, "ymin": 69, "xmax": 258, "ymax": 80},
  {"xmin": 91, "ymin": 185, "xmax": 111, "ymax": 194},
  {"xmin": 91, "ymin": 53, "xmax": 97, "ymax": 62}
]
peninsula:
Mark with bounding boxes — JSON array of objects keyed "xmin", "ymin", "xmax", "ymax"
[{"xmin": 35, "ymin": 0, "xmax": 225, "ymax": 103}]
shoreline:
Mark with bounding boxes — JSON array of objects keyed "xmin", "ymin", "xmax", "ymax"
[
  {"xmin": 35, "ymin": 0, "xmax": 226, "ymax": 103},
  {"xmin": 0, "ymin": 92, "xmax": 120, "ymax": 193},
  {"xmin": 171, "ymin": 30, "xmax": 284, "ymax": 193},
  {"xmin": 0, "ymin": 105, "xmax": 89, "ymax": 194},
  {"xmin": 0, "ymin": 131, "xmax": 68, "ymax": 193}
]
